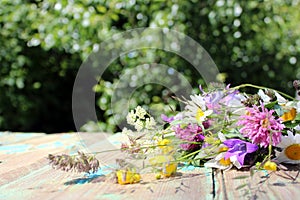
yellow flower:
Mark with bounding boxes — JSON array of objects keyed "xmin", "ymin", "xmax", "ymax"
[
  {"xmin": 280, "ymin": 107, "xmax": 296, "ymax": 122},
  {"xmin": 158, "ymin": 139, "xmax": 170, "ymax": 147},
  {"xmin": 116, "ymin": 170, "xmax": 141, "ymax": 185},
  {"xmin": 263, "ymin": 161, "xmax": 277, "ymax": 171},
  {"xmin": 158, "ymin": 139, "xmax": 173, "ymax": 154},
  {"xmin": 160, "ymin": 163, "xmax": 177, "ymax": 177}
]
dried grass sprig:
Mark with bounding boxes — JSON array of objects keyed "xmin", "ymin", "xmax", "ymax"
[{"xmin": 48, "ymin": 151, "xmax": 100, "ymax": 173}]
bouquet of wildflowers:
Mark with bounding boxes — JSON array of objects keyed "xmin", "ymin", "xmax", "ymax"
[{"xmin": 49, "ymin": 81, "xmax": 300, "ymax": 184}]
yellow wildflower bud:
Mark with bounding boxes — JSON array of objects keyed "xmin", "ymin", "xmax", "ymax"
[
  {"xmin": 263, "ymin": 161, "xmax": 277, "ymax": 171},
  {"xmin": 161, "ymin": 163, "xmax": 177, "ymax": 177},
  {"xmin": 116, "ymin": 170, "xmax": 141, "ymax": 185},
  {"xmin": 155, "ymin": 173, "xmax": 162, "ymax": 179}
]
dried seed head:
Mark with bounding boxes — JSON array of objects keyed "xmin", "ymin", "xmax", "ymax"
[
  {"xmin": 293, "ymin": 80, "xmax": 300, "ymax": 90},
  {"xmin": 242, "ymin": 94, "xmax": 261, "ymax": 107},
  {"xmin": 48, "ymin": 151, "xmax": 100, "ymax": 173}
]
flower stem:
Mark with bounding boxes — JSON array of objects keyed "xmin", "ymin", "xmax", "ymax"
[{"xmin": 233, "ymin": 83, "xmax": 294, "ymax": 100}]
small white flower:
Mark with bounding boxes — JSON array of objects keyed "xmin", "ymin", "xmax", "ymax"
[
  {"xmin": 134, "ymin": 119, "xmax": 144, "ymax": 131},
  {"xmin": 275, "ymin": 131, "xmax": 300, "ymax": 164},
  {"xmin": 145, "ymin": 117, "xmax": 156, "ymax": 129},
  {"xmin": 135, "ymin": 106, "xmax": 147, "ymax": 119},
  {"xmin": 126, "ymin": 110, "xmax": 136, "ymax": 125},
  {"xmin": 122, "ymin": 127, "xmax": 133, "ymax": 135}
]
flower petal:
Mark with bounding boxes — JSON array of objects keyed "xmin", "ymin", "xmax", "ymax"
[
  {"xmin": 245, "ymin": 143, "xmax": 258, "ymax": 153},
  {"xmin": 223, "ymin": 139, "xmax": 242, "ymax": 148}
]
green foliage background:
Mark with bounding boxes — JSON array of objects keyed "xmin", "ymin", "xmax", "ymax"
[{"xmin": 1, "ymin": 0, "xmax": 299, "ymax": 133}]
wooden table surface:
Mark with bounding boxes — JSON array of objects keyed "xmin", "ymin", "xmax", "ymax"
[{"xmin": 0, "ymin": 132, "xmax": 299, "ymax": 200}]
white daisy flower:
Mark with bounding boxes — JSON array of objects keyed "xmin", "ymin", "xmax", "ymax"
[
  {"xmin": 194, "ymin": 108, "xmax": 213, "ymax": 123},
  {"xmin": 295, "ymin": 124, "xmax": 300, "ymax": 132},
  {"xmin": 296, "ymin": 101, "xmax": 300, "ymax": 113},
  {"xmin": 274, "ymin": 91, "xmax": 288, "ymax": 105},
  {"xmin": 204, "ymin": 133, "xmax": 241, "ymax": 170},
  {"xmin": 189, "ymin": 94, "xmax": 206, "ymax": 110},
  {"xmin": 185, "ymin": 94, "xmax": 212, "ymax": 123},
  {"xmin": 275, "ymin": 131, "xmax": 300, "ymax": 164},
  {"xmin": 258, "ymin": 89, "xmax": 271, "ymax": 103},
  {"xmin": 204, "ymin": 152, "xmax": 241, "ymax": 171}
]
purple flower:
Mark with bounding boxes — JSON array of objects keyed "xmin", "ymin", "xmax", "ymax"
[
  {"xmin": 204, "ymin": 90, "xmax": 223, "ymax": 112},
  {"xmin": 174, "ymin": 124, "xmax": 205, "ymax": 151},
  {"xmin": 223, "ymin": 139, "xmax": 258, "ymax": 166},
  {"xmin": 204, "ymin": 87, "xmax": 244, "ymax": 114},
  {"xmin": 237, "ymin": 104, "xmax": 284, "ymax": 147},
  {"xmin": 161, "ymin": 114, "xmax": 174, "ymax": 123}
]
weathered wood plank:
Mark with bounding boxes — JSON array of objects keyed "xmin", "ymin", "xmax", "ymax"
[
  {"xmin": 247, "ymin": 167, "xmax": 300, "ymax": 200},
  {"xmin": 0, "ymin": 132, "xmax": 44, "ymax": 146},
  {"xmin": 0, "ymin": 133, "xmax": 82, "ymax": 186},
  {"xmin": 1, "ymin": 132, "xmax": 299, "ymax": 200},
  {"xmin": 0, "ymin": 164, "xmax": 215, "ymax": 200},
  {"xmin": 215, "ymin": 167, "xmax": 300, "ymax": 200},
  {"xmin": 0, "ymin": 133, "xmax": 216, "ymax": 200}
]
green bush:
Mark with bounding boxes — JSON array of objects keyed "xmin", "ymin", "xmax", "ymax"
[{"xmin": 0, "ymin": 0, "xmax": 299, "ymax": 132}]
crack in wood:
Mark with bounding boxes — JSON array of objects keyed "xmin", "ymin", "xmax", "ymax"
[
  {"xmin": 212, "ymin": 169, "xmax": 216, "ymax": 199},
  {"xmin": 220, "ymin": 170, "xmax": 229, "ymax": 200}
]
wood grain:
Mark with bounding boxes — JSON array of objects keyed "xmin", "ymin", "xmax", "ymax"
[
  {"xmin": 0, "ymin": 132, "xmax": 299, "ymax": 200},
  {"xmin": 214, "ymin": 168, "xmax": 300, "ymax": 200}
]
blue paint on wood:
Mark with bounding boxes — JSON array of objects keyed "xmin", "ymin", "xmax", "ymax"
[
  {"xmin": 0, "ymin": 144, "xmax": 31, "ymax": 154},
  {"xmin": 64, "ymin": 166, "xmax": 114, "ymax": 185},
  {"xmin": 179, "ymin": 164, "xmax": 200, "ymax": 172},
  {"xmin": 36, "ymin": 141, "xmax": 64, "ymax": 149},
  {"xmin": 60, "ymin": 134, "xmax": 73, "ymax": 139}
]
